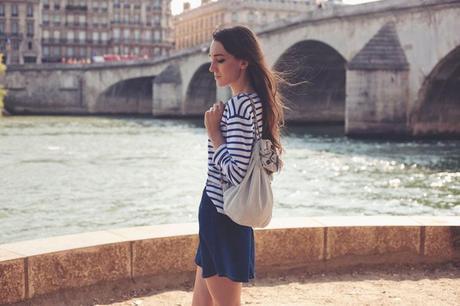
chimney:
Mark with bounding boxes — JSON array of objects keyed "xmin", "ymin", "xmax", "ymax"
[{"xmin": 183, "ymin": 2, "xmax": 191, "ymax": 11}]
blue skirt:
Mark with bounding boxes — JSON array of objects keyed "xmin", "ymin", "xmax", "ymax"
[{"xmin": 194, "ymin": 188, "xmax": 255, "ymax": 283}]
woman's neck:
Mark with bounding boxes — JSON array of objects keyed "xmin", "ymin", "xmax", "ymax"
[{"xmin": 230, "ymin": 73, "xmax": 255, "ymax": 96}]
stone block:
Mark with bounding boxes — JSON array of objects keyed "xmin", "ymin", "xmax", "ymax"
[
  {"xmin": 410, "ymin": 216, "xmax": 460, "ymax": 226},
  {"xmin": 132, "ymin": 235, "xmax": 199, "ymax": 277},
  {"xmin": 325, "ymin": 226, "xmax": 420, "ymax": 263},
  {"xmin": 0, "ymin": 230, "xmax": 126, "ymax": 257},
  {"xmin": 28, "ymin": 243, "xmax": 130, "ymax": 298},
  {"xmin": 313, "ymin": 216, "xmax": 420, "ymax": 227},
  {"xmin": 423, "ymin": 226, "xmax": 460, "ymax": 262},
  {"xmin": 255, "ymin": 227, "xmax": 324, "ymax": 270},
  {"xmin": 0, "ymin": 258, "xmax": 25, "ymax": 304},
  {"xmin": 109, "ymin": 223, "xmax": 198, "ymax": 241}
]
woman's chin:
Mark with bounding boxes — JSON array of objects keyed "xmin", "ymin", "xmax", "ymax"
[{"xmin": 215, "ymin": 79, "xmax": 228, "ymax": 87}]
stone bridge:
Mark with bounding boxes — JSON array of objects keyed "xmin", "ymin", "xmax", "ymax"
[{"xmin": 4, "ymin": 0, "xmax": 460, "ymax": 137}]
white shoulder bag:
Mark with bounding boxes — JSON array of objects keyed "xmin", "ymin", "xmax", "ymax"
[{"xmin": 222, "ymin": 95, "xmax": 282, "ymax": 228}]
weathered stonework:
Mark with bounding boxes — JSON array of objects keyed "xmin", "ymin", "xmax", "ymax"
[
  {"xmin": 27, "ymin": 243, "xmax": 131, "ymax": 298},
  {"xmin": 0, "ymin": 257, "xmax": 25, "ymax": 304},
  {"xmin": 346, "ymin": 22, "xmax": 410, "ymax": 137},
  {"xmin": 0, "ymin": 217, "xmax": 459, "ymax": 305}
]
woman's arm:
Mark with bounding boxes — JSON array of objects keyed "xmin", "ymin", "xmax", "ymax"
[{"xmin": 206, "ymin": 97, "xmax": 256, "ymax": 185}]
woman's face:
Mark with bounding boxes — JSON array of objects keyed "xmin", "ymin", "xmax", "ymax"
[{"xmin": 209, "ymin": 40, "xmax": 246, "ymax": 87}]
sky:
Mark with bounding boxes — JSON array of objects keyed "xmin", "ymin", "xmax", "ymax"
[{"xmin": 171, "ymin": 0, "xmax": 382, "ymax": 15}]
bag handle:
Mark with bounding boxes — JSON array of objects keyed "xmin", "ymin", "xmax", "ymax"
[{"xmin": 245, "ymin": 94, "xmax": 261, "ymax": 141}]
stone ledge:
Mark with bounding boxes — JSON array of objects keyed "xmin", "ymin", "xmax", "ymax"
[{"xmin": 0, "ymin": 216, "xmax": 459, "ymax": 305}]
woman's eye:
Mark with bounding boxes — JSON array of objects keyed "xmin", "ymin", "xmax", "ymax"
[{"xmin": 217, "ymin": 59, "xmax": 225, "ymax": 63}]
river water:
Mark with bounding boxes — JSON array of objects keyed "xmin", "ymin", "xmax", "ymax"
[{"xmin": 0, "ymin": 116, "xmax": 459, "ymax": 244}]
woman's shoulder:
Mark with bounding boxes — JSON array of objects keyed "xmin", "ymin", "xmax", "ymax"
[{"xmin": 226, "ymin": 92, "xmax": 259, "ymax": 118}]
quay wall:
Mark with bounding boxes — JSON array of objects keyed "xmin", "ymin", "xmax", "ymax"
[{"xmin": 1, "ymin": 216, "xmax": 459, "ymax": 305}]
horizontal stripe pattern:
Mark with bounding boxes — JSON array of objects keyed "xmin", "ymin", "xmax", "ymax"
[{"xmin": 205, "ymin": 92, "xmax": 263, "ymax": 213}]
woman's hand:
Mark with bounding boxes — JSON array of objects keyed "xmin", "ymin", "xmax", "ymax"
[{"xmin": 205, "ymin": 101, "xmax": 225, "ymax": 150}]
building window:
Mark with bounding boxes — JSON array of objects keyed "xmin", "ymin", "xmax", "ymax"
[
  {"xmin": 54, "ymin": 2, "xmax": 60, "ymax": 10},
  {"xmin": 28, "ymin": 41, "xmax": 33, "ymax": 50},
  {"xmin": 92, "ymin": 32, "xmax": 99, "ymax": 43},
  {"xmin": 154, "ymin": 30, "xmax": 160, "ymax": 42},
  {"xmin": 101, "ymin": 1, "xmax": 108, "ymax": 11},
  {"xmin": 0, "ymin": 4, "xmax": 4, "ymax": 17},
  {"xmin": 11, "ymin": 40, "xmax": 19, "ymax": 50},
  {"xmin": 67, "ymin": 47, "xmax": 74, "ymax": 57},
  {"xmin": 67, "ymin": 14, "xmax": 74, "ymax": 25},
  {"xmin": 0, "ymin": 22, "xmax": 4, "ymax": 34},
  {"xmin": 153, "ymin": 14, "xmax": 160, "ymax": 25},
  {"xmin": 27, "ymin": 4, "xmax": 34, "ymax": 17},
  {"xmin": 43, "ymin": 13, "xmax": 49, "ymax": 25},
  {"xmin": 12, "ymin": 21, "xmax": 19, "ymax": 34},
  {"xmin": 54, "ymin": 14, "xmax": 61, "ymax": 25},
  {"xmin": 113, "ymin": 28, "xmax": 120, "ymax": 42},
  {"xmin": 143, "ymin": 30, "xmax": 151, "ymax": 42},
  {"xmin": 27, "ymin": 22, "xmax": 34, "ymax": 37},
  {"xmin": 123, "ymin": 28, "xmax": 130, "ymax": 40},
  {"xmin": 79, "ymin": 31, "xmax": 85, "ymax": 42},
  {"xmin": 79, "ymin": 47, "xmax": 86, "ymax": 58},
  {"xmin": 53, "ymin": 47, "xmax": 61, "ymax": 57},
  {"xmin": 43, "ymin": 46, "xmax": 50, "ymax": 56},
  {"xmin": 12, "ymin": 4, "xmax": 18, "ymax": 17}
]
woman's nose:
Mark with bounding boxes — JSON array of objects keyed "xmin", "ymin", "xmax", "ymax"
[{"xmin": 209, "ymin": 62, "xmax": 215, "ymax": 73}]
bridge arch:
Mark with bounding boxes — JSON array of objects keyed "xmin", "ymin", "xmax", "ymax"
[
  {"xmin": 273, "ymin": 40, "xmax": 347, "ymax": 123},
  {"xmin": 185, "ymin": 62, "xmax": 216, "ymax": 116},
  {"xmin": 413, "ymin": 45, "xmax": 460, "ymax": 136},
  {"xmin": 95, "ymin": 76, "xmax": 155, "ymax": 114}
]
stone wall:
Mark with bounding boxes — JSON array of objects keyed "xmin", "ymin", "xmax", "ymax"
[{"xmin": 0, "ymin": 216, "xmax": 459, "ymax": 305}]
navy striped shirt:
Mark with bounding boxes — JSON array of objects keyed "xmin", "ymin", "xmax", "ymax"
[{"xmin": 205, "ymin": 92, "xmax": 263, "ymax": 214}]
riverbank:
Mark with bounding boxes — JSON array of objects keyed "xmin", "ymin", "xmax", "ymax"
[{"xmin": 1, "ymin": 216, "xmax": 459, "ymax": 305}]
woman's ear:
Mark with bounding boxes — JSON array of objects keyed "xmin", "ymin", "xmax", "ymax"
[{"xmin": 240, "ymin": 60, "xmax": 249, "ymax": 70}]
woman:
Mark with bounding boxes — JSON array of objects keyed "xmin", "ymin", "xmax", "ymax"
[{"xmin": 192, "ymin": 26, "xmax": 284, "ymax": 306}]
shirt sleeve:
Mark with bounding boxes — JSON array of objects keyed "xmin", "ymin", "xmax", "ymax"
[{"xmin": 212, "ymin": 112, "xmax": 256, "ymax": 186}]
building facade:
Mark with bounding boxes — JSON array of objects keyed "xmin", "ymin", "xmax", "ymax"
[
  {"xmin": 174, "ymin": 0, "xmax": 337, "ymax": 50},
  {"xmin": 0, "ymin": 0, "xmax": 173, "ymax": 64},
  {"xmin": 0, "ymin": 0, "xmax": 42, "ymax": 64},
  {"xmin": 41, "ymin": 0, "xmax": 173, "ymax": 63}
]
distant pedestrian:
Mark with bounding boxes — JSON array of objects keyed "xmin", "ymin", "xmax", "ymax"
[{"xmin": 192, "ymin": 25, "xmax": 285, "ymax": 306}]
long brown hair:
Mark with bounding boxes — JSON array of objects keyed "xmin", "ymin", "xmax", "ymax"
[{"xmin": 212, "ymin": 26, "xmax": 285, "ymax": 155}]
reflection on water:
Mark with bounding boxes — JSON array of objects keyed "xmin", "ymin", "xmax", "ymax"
[{"xmin": 0, "ymin": 116, "xmax": 459, "ymax": 244}]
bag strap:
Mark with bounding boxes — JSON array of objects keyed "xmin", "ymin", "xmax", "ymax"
[{"xmin": 245, "ymin": 93, "xmax": 261, "ymax": 141}]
